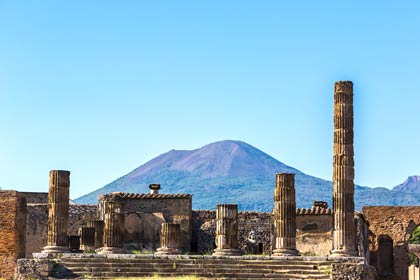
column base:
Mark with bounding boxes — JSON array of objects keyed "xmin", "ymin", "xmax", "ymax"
[
  {"xmin": 96, "ymin": 247, "xmax": 126, "ymax": 254},
  {"xmin": 272, "ymin": 248, "xmax": 299, "ymax": 256},
  {"xmin": 80, "ymin": 245, "xmax": 96, "ymax": 253},
  {"xmin": 41, "ymin": 246, "xmax": 70, "ymax": 254},
  {"xmin": 212, "ymin": 248, "xmax": 242, "ymax": 256},
  {"xmin": 155, "ymin": 247, "xmax": 180, "ymax": 255},
  {"xmin": 329, "ymin": 249, "xmax": 357, "ymax": 258}
]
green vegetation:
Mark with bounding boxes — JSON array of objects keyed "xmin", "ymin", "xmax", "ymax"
[
  {"xmin": 408, "ymin": 226, "xmax": 420, "ymax": 266},
  {"xmin": 131, "ymin": 249, "xmax": 153, "ymax": 255}
]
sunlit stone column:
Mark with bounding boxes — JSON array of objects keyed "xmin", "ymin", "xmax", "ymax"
[
  {"xmin": 42, "ymin": 170, "xmax": 70, "ymax": 253},
  {"xmin": 213, "ymin": 204, "xmax": 241, "ymax": 256},
  {"xmin": 331, "ymin": 81, "xmax": 356, "ymax": 256},
  {"xmin": 97, "ymin": 198, "xmax": 125, "ymax": 254},
  {"xmin": 156, "ymin": 223, "xmax": 181, "ymax": 255},
  {"xmin": 86, "ymin": 219, "xmax": 104, "ymax": 249},
  {"xmin": 272, "ymin": 173, "xmax": 298, "ymax": 256}
]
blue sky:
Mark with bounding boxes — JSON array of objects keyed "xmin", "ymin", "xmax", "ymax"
[{"xmin": 0, "ymin": 1, "xmax": 419, "ymax": 199}]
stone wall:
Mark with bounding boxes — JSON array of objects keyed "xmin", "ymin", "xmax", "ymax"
[
  {"xmin": 26, "ymin": 203, "xmax": 98, "ymax": 257},
  {"xmin": 98, "ymin": 193, "xmax": 192, "ymax": 252},
  {"xmin": 20, "ymin": 192, "xmax": 48, "ymax": 204},
  {"xmin": 362, "ymin": 206, "xmax": 420, "ymax": 280},
  {"xmin": 192, "ymin": 208, "xmax": 333, "ymax": 255},
  {"xmin": 0, "ymin": 191, "xmax": 26, "ymax": 280}
]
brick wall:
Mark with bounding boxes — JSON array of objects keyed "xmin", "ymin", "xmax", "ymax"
[
  {"xmin": 362, "ymin": 206, "xmax": 420, "ymax": 280},
  {"xmin": 0, "ymin": 191, "xmax": 26, "ymax": 280}
]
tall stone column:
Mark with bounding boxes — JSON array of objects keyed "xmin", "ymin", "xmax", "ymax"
[
  {"xmin": 272, "ymin": 173, "xmax": 298, "ymax": 256},
  {"xmin": 331, "ymin": 81, "xmax": 356, "ymax": 256},
  {"xmin": 98, "ymin": 198, "xmax": 125, "ymax": 254},
  {"xmin": 156, "ymin": 223, "xmax": 181, "ymax": 255},
  {"xmin": 213, "ymin": 204, "xmax": 241, "ymax": 256},
  {"xmin": 42, "ymin": 170, "xmax": 70, "ymax": 253},
  {"xmin": 86, "ymin": 219, "xmax": 104, "ymax": 249}
]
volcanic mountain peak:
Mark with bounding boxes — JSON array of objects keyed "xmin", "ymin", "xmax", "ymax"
[{"xmin": 128, "ymin": 140, "xmax": 298, "ymax": 179}]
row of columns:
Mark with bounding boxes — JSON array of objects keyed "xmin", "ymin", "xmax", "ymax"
[{"xmin": 42, "ymin": 81, "xmax": 356, "ymax": 257}]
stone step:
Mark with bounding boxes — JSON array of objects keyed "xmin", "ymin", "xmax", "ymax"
[
  {"xmin": 59, "ymin": 258, "xmax": 334, "ymax": 266},
  {"xmin": 61, "ymin": 261, "xmax": 327, "ymax": 269},
  {"xmin": 65, "ymin": 266, "xmax": 327, "ymax": 275},
  {"xmin": 73, "ymin": 271, "xmax": 330, "ymax": 279}
]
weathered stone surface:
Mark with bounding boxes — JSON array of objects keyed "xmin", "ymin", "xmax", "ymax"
[
  {"xmin": 43, "ymin": 170, "xmax": 71, "ymax": 253},
  {"xmin": 15, "ymin": 258, "xmax": 54, "ymax": 280},
  {"xmin": 213, "ymin": 204, "xmax": 241, "ymax": 256},
  {"xmin": 26, "ymin": 203, "xmax": 97, "ymax": 258},
  {"xmin": 273, "ymin": 173, "xmax": 298, "ymax": 256},
  {"xmin": 156, "ymin": 223, "xmax": 181, "ymax": 255},
  {"xmin": 362, "ymin": 206, "xmax": 420, "ymax": 280},
  {"xmin": 192, "ymin": 209, "xmax": 332, "ymax": 255},
  {"xmin": 98, "ymin": 197, "xmax": 125, "ymax": 254},
  {"xmin": 79, "ymin": 226, "xmax": 95, "ymax": 252},
  {"xmin": 86, "ymin": 219, "xmax": 104, "ymax": 249},
  {"xmin": 98, "ymin": 192, "xmax": 192, "ymax": 252},
  {"xmin": 331, "ymin": 81, "xmax": 356, "ymax": 257},
  {"xmin": 0, "ymin": 191, "xmax": 26, "ymax": 280},
  {"xmin": 331, "ymin": 262, "xmax": 368, "ymax": 280}
]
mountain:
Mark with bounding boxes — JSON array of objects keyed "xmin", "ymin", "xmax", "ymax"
[
  {"xmin": 76, "ymin": 140, "xmax": 420, "ymax": 211},
  {"xmin": 392, "ymin": 176, "xmax": 420, "ymax": 193}
]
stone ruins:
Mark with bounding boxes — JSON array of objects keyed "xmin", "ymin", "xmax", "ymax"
[{"xmin": 0, "ymin": 81, "xmax": 415, "ymax": 279}]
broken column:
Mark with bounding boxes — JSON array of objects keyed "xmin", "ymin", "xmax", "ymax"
[
  {"xmin": 42, "ymin": 170, "xmax": 70, "ymax": 253},
  {"xmin": 272, "ymin": 173, "xmax": 298, "ymax": 256},
  {"xmin": 213, "ymin": 204, "xmax": 241, "ymax": 256},
  {"xmin": 331, "ymin": 81, "xmax": 356, "ymax": 256},
  {"xmin": 156, "ymin": 223, "xmax": 181, "ymax": 255},
  {"xmin": 79, "ymin": 226, "xmax": 95, "ymax": 252},
  {"xmin": 97, "ymin": 196, "xmax": 125, "ymax": 254},
  {"xmin": 86, "ymin": 219, "xmax": 104, "ymax": 249},
  {"xmin": 68, "ymin": 235, "xmax": 81, "ymax": 252}
]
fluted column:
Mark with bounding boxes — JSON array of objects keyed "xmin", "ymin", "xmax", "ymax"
[
  {"xmin": 156, "ymin": 223, "xmax": 181, "ymax": 255},
  {"xmin": 272, "ymin": 173, "xmax": 298, "ymax": 256},
  {"xmin": 86, "ymin": 219, "xmax": 104, "ymax": 249},
  {"xmin": 331, "ymin": 81, "xmax": 356, "ymax": 256},
  {"xmin": 42, "ymin": 170, "xmax": 70, "ymax": 253},
  {"xmin": 97, "ymin": 198, "xmax": 125, "ymax": 254},
  {"xmin": 79, "ymin": 226, "xmax": 95, "ymax": 252},
  {"xmin": 213, "ymin": 204, "xmax": 241, "ymax": 256}
]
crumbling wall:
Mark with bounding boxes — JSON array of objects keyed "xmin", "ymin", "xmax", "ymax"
[
  {"xmin": 362, "ymin": 206, "xmax": 420, "ymax": 280},
  {"xmin": 99, "ymin": 193, "xmax": 192, "ymax": 252},
  {"xmin": 0, "ymin": 191, "xmax": 26, "ymax": 280},
  {"xmin": 192, "ymin": 209, "xmax": 333, "ymax": 255},
  {"xmin": 26, "ymin": 203, "xmax": 98, "ymax": 258}
]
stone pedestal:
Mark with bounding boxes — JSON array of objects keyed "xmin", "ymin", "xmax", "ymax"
[
  {"xmin": 86, "ymin": 219, "xmax": 104, "ymax": 249},
  {"xmin": 97, "ymin": 199, "xmax": 125, "ymax": 254},
  {"xmin": 42, "ymin": 170, "xmax": 71, "ymax": 253},
  {"xmin": 79, "ymin": 226, "xmax": 95, "ymax": 252},
  {"xmin": 272, "ymin": 173, "xmax": 298, "ymax": 256},
  {"xmin": 156, "ymin": 223, "xmax": 181, "ymax": 255},
  {"xmin": 213, "ymin": 204, "xmax": 241, "ymax": 256},
  {"xmin": 68, "ymin": 235, "xmax": 81, "ymax": 252},
  {"xmin": 331, "ymin": 81, "xmax": 356, "ymax": 257}
]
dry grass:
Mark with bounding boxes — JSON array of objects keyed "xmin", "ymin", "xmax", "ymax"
[{"xmin": 111, "ymin": 276, "xmax": 210, "ymax": 280}]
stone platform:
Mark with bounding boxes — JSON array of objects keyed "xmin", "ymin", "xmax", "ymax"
[{"xmin": 16, "ymin": 253, "xmax": 371, "ymax": 279}]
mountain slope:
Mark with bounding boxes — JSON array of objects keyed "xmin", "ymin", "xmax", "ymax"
[
  {"xmin": 392, "ymin": 176, "xmax": 420, "ymax": 193},
  {"xmin": 76, "ymin": 140, "xmax": 420, "ymax": 211}
]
